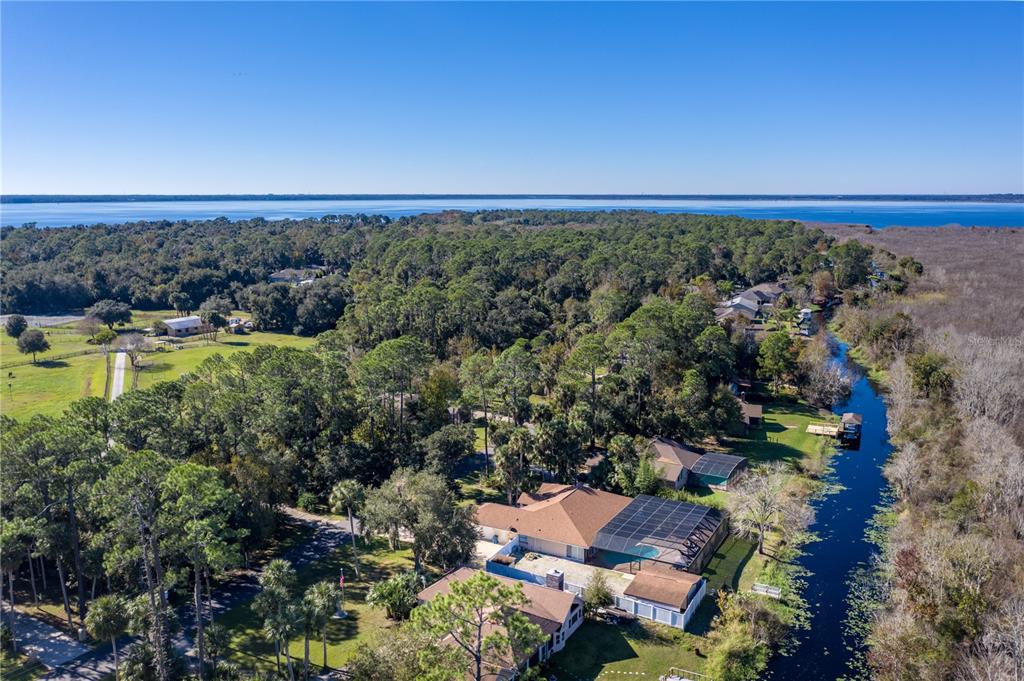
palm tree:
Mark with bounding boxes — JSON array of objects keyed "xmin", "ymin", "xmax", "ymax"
[
  {"xmin": 329, "ymin": 480, "xmax": 364, "ymax": 579},
  {"xmin": 254, "ymin": 560, "xmax": 297, "ymax": 676},
  {"xmin": 304, "ymin": 582, "xmax": 340, "ymax": 671},
  {"xmin": 84, "ymin": 595, "xmax": 128, "ymax": 680}
]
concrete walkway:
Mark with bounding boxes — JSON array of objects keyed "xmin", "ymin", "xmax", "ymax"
[
  {"xmin": 109, "ymin": 351, "xmax": 127, "ymax": 400},
  {"xmin": 1, "ymin": 602, "xmax": 90, "ymax": 669}
]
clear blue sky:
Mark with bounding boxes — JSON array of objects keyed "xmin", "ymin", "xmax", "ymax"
[{"xmin": 2, "ymin": 1, "xmax": 1021, "ymax": 194}]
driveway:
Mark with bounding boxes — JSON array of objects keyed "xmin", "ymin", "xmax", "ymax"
[
  {"xmin": 109, "ymin": 351, "xmax": 127, "ymax": 400},
  {"xmin": 0, "ymin": 603, "xmax": 90, "ymax": 669},
  {"xmin": 42, "ymin": 508, "xmax": 349, "ymax": 680}
]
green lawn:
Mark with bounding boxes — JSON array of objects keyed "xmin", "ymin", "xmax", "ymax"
[
  {"xmin": 551, "ymin": 537, "xmax": 763, "ymax": 679},
  {"xmin": 1, "ymin": 311, "xmax": 315, "ymax": 419},
  {"xmin": 456, "ymin": 467, "xmax": 504, "ymax": 505},
  {"xmin": 548, "ymin": 620, "xmax": 708, "ymax": 680},
  {"xmin": 220, "ymin": 537, "xmax": 425, "ymax": 672},
  {"xmin": 0, "ymin": 352, "xmax": 107, "ymax": 420},
  {"xmin": 135, "ymin": 331, "xmax": 315, "ymax": 389},
  {"xmin": 725, "ymin": 395, "xmax": 833, "ymax": 467}
]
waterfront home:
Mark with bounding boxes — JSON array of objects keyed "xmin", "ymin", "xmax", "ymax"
[
  {"xmin": 476, "ymin": 484, "xmax": 726, "ymax": 574},
  {"xmin": 648, "ymin": 436, "xmax": 749, "ymax": 490}
]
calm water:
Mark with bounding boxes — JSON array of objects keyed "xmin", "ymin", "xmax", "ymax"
[
  {"xmin": 767, "ymin": 342, "xmax": 892, "ymax": 680},
  {"xmin": 2, "ymin": 198, "xmax": 1022, "ymax": 228}
]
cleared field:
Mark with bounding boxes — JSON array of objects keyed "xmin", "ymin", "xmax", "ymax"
[
  {"xmin": 0, "ymin": 309, "xmax": 316, "ymax": 420},
  {"xmin": 725, "ymin": 395, "xmax": 832, "ymax": 467},
  {"xmin": 135, "ymin": 332, "xmax": 315, "ymax": 389},
  {"xmin": 0, "ymin": 352, "xmax": 107, "ymax": 420}
]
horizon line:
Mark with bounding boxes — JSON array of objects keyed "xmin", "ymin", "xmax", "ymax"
[{"xmin": 4, "ymin": 193, "xmax": 1023, "ymax": 204}]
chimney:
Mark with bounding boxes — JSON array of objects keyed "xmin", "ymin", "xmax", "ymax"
[{"xmin": 545, "ymin": 569, "xmax": 564, "ymax": 591}]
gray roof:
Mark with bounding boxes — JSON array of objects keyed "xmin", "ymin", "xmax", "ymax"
[{"xmin": 163, "ymin": 315, "xmax": 202, "ymax": 329}]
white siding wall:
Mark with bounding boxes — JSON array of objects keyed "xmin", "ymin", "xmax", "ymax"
[{"xmin": 519, "ymin": 535, "xmax": 586, "ymax": 562}]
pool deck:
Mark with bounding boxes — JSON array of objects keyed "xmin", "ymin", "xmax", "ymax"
[{"xmin": 510, "ymin": 551, "xmax": 636, "ymax": 596}]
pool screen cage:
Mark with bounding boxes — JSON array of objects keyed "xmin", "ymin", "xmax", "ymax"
[
  {"xmin": 689, "ymin": 452, "xmax": 746, "ymax": 480},
  {"xmin": 591, "ymin": 495, "xmax": 723, "ymax": 570}
]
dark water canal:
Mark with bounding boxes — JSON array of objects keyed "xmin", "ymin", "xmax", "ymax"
[{"xmin": 766, "ymin": 341, "xmax": 892, "ymax": 680}]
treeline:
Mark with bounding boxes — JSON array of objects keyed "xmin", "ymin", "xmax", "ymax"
[
  {"xmin": 835, "ymin": 305, "xmax": 1024, "ymax": 680},
  {"xmin": 1, "ymin": 210, "xmax": 832, "ymax": 339}
]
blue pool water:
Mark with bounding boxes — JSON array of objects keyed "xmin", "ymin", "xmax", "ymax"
[
  {"xmin": 2, "ymin": 197, "xmax": 1022, "ymax": 229},
  {"xmin": 596, "ymin": 545, "xmax": 661, "ymax": 566}
]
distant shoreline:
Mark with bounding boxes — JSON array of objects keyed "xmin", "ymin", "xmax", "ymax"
[{"xmin": 3, "ymin": 193, "xmax": 1022, "ymax": 204}]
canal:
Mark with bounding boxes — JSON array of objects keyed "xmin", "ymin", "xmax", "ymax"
[{"xmin": 766, "ymin": 341, "xmax": 892, "ymax": 680}]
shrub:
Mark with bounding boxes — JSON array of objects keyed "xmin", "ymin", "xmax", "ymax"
[{"xmin": 296, "ymin": 491, "xmax": 318, "ymax": 512}]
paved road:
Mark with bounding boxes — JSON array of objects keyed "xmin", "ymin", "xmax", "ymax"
[
  {"xmin": 0, "ymin": 603, "xmax": 90, "ymax": 668},
  {"xmin": 109, "ymin": 351, "xmax": 127, "ymax": 400},
  {"xmin": 42, "ymin": 508, "xmax": 349, "ymax": 680}
]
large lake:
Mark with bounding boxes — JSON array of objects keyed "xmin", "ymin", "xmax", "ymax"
[{"xmin": 2, "ymin": 198, "xmax": 1023, "ymax": 228}]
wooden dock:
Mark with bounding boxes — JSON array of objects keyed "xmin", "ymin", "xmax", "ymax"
[{"xmin": 807, "ymin": 423, "xmax": 840, "ymax": 436}]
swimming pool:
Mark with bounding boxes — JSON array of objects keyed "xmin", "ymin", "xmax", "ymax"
[{"xmin": 594, "ymin": 545, "xmax": 661, "ymax": 568}]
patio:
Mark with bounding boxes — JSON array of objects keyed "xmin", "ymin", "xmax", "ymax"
[{"xmin": 507, "ymin": 548, "xmax": 636, "ymax": 596}]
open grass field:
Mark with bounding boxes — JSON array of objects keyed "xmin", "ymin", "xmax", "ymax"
[
  {"xmin": 0, "ymin": 351, "xmax": 108, "ymax": 420},
  {"xmin": 135, "ymin": 331, "xmax": 315, "ymax": 389},
  {"xmin": 0, "ymin": 309, "xmax": 315, "ymax": 420},
  {"xmin": 220, "ymin": 537, "xmax": 427, "ymax": 673}
]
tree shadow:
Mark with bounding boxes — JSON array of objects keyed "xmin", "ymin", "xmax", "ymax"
[
  {"xmin": 36, "ymin": 360, "xmax": 69, "ymax": 369},
  {"xmin": 143, "ymin": 362, "xmax": 174, "ymax": 373},
  {"xmin": 548, "ymin": 621, "xmax": 641, "ymax": 676}
]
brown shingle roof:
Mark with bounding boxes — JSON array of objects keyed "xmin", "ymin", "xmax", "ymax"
[
  {"xmin": 417, "ymin": 567, "xmax": 577, "ymax": 633},
  {"xmin": 623, "ymin": 571, "xmax": 703, "ymax": 611},
  {"xmin": 417, "ymin": 568, "xmax": 579, "ymax": 680},
  {"xmin": 649, "ymin": 437, "xmax": 703, "ymax": 483},
  {"xmin": 475, "ymin": 484, "xmax": 632, "ymax": 548}
]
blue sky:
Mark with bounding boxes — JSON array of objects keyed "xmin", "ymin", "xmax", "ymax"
[{"xmin": 2, "ymin": 2, "xmax": 1021, "ymax": 194}]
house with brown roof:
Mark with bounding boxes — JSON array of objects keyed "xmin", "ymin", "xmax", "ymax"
[
  {"xmin": 648, "ymin": 437, "xmax": 704, "ymax": 490},
  {"xmin": 416, "ymin": 567, "xmax": 584, "ymax": 679},
  {"xmin": 647, "ymin": 436, "xmax": 748, "ymax": 490},
  {"xmin": 476, "ymin": 484, "xmax": 632, "ymax": 562}
]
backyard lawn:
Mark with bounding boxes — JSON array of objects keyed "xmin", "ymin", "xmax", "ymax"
[
  {"xmin": 548, "ymin": 620, "xmax": 707, "ymax": 681},
  {"xmin": 725, "ymin": 394, "xmax": 834, "ymax": 467},
  {"xmin": 549, "ymin": 536, "xmax": 763, "ymax": 679},
  {"xmin": 219, "ymin": 537, "xmax": 428, "ymax": 672}
]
